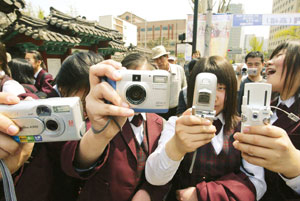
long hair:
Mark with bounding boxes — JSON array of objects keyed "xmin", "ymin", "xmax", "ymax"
[
  {"xmin": 8, "ymin": 58, "xmax": 35, "ymax": 84},
  {"xmin": 0, "ymin": 43, "xmax": 11, "ymax": 76},
  {"xmin": 270, "ymin": 40, "xmax": 300, "ymax": 115},
  {"xmin": 187, "ymin": 56, "xmax": 238, "ymax": 133}
]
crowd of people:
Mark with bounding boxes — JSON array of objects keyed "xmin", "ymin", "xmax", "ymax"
[{"xmin": 0, "ymin": 40, "xmax": 299, "ymax": 201}]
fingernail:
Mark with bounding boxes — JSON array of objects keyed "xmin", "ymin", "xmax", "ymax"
[
  {"xmin": 243, "ymin": 127, "xmax": 250, "ymax": 133},
  {"xmin": 124, "ymin": 109, "xmax": 134, "ymax": 116},
  {"xmin": 121, "ymin": 102, "xmax": 130, "ymax": 108},
  {"xmin": 6, "ymin": 96, "xmax": 19, "ymax": 103},
  {"xmin": 113, "ymin": 71, "xmax": 121, "ymax": 79},
  {"xmin": 7, "ymin": 125, "xmax": 19, "ymax": 135},
  {"xmin": 204, "ymin": 119, "xmax": 211, "ymax": 124}
]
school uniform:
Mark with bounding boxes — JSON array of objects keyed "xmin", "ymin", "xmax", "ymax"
[
  {"xmin": 261, "ymin": 96, "xmax": 300, "ymax": 201},
  {"xmin": 34, "ymin": 68, "xmax": 54, "ymax": 95},
  {"xmin": 61, "ymin": 113, "xmax": 169, "ymax": 201},
  {"xmin": 146, "ymin": 114, "xmax": 266, "ymax": 201}
]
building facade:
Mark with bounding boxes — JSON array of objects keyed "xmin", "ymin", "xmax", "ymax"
[
  {"xmin": 119, "ymin": 12, "xmax": 186, "ymax": 55},
  {"xmin": 99, "ymin": 15, "xmax": 137, "ymax": 47},
  {"xmin": 227, "ymin": 3, "xmax": 243, "ymax": 62},
  {"xmin": 268, "ymin": 0, "xmax": 300, "ymax": 52}
]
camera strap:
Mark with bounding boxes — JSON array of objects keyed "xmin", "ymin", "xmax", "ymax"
[{"xmin": 0, "ymin": 159, "xmax": 17, "ymax": 201}]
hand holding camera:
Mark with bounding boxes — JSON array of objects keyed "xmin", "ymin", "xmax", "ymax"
[
  {"xmin": 103, "ymin": 69, "xmax": 171, "ymax": 113},
  {"xmin": 0, "ymin": 97, "xmax": 86, "ymax": 142},
  {"xmin": 241, "ymin": 83, "xmax": 272, "ymax": 130},
  {"xmin": 0, "ymin": 92, "xmax": 34, "ymax": 178},
  {"xmin": 86, "ymin": 60, "xmax": 134, "ymax": 138}
]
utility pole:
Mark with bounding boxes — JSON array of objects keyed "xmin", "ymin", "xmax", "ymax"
[
  {"xmin": 204, "ymin": 0, "xmax": 212, "ymax": 57},
  {"xmin": 192, "ymin": 0, "xmax": 199, "ymax": 53},
  {"xmin": 144, "ymin": 20, "xmax": 147, "ymax": 48}
]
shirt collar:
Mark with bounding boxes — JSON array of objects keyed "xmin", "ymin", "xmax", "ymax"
[
  {"xmin": 34, "ymin": 68, "xmax": 43, "ymax": 78},
  {"xmin": 278, "ymin": 96, "xmax": 295, "ymax": 108},
  {"xmin": 215, "ymin": 112, "xmax": 225, "ymax": 125},
  {"xmin": 53, "ymin": 85, "xmax": 62, "ymax": 97},
  {"xmin": 128, "ymin": 112, "xmax": 146, "ymax": 122}
]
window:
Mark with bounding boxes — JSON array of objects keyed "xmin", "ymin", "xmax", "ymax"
[
  {"xmin": 163, "ymin": 26, "xmax": 168, "ymax": 30},
  {"xmin": 147, "ymin": 27, "xmax": 152, "ymax": 31},
  {"xmin": 155, "ymin": 27, "xmax": 160, "ymax": 31},
  {"xmin": 141, "ymin": 28, "xmax": 145, "ymax": 31}
]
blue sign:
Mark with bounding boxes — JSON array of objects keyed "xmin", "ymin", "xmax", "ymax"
[{"xmin": 233, "ymin": 14, "xmax": 263, "ymax": 26}]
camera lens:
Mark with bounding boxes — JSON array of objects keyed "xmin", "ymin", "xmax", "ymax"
[
  {"xmin": 37, "ymin": 106, "xmax": 51, "ymax": 116},
  {"xmin": 126, "ymin": 84, "xmax": 146, "ymax": 105},
  {"xmin": 46, "ymin": 119, "xmax": 59, "ymax": 131},
  {"xmin": 252, "ymin": 113, "xmax": 258, "ymax": 119}
]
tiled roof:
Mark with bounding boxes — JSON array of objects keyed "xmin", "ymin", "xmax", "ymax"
[
  {"xmin": 11, "ymin": 13, "xmax": 81, "ymax": 45},
  {"xmin": 46, "ymin": 7, "xmax": 123, "ymax": 41},
  {"xmin": 0, "ymin": 0, "xmax": 25, "ymax": 13},
  {"xmin": 108, "ymin": 41, "xmax": 127, "ymax": 52}
]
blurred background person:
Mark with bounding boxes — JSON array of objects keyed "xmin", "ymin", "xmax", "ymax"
[
  {"xmin": 152, "ymin": 45, "xmax": 186, "ymax": 120},
  {"xmin": 237, "ymin": 51, "xmax": 265, "ymax": 114},
  {"xmin": 25, "ymin": 50, "xmax": 54, "ymax": 95},
  {"xmin": 0, "ymin": 42, "xmax": 25, "ymax": 96}
]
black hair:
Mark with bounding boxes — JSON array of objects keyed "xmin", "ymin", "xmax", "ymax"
[
  {"xmin": 55, "ymin": 52, "xmax": 103, "ymax": 97},
  {"xmin": 8, "ymin": 58, "xmax": 35, "ymax": 84},
  {"xmin": 245, "ymin": 51, "xmax": 264, "ymax": 63},
  {"xmin": 25, "ymin": 50, "xmax": 46, "ymax": 68},
  {"xmin": 121, "ymin": 53, "xmax": 155, "ymax": 70},
  {"xmin": 0, "ymin": 42, "xmax": 11, "ymax": 76},
  {"xmin": 187, "ymin": 56, "xmax": 238, "ymax": 133},
  {"xmin": 270, "ymin": 40, "xmax": 300, "ymax": 115}
]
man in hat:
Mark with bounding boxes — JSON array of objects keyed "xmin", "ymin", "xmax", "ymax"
[{"xmin": 152, "ymin": 45, "xmax": 186, "ymax": 120}]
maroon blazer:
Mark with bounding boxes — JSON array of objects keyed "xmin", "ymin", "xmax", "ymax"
[
  {"xmin": 1, "ymin": 143, "xmax": 80, "ymax": 201},
  {"xmin": 261, "ymin": 100, "xmax": 300, "ymax": 201},
  {"xmin": 61, "ymin": 113, "xmax": 169, "ymax": 201},
  {"xmin": 166, "ymin": 125, "xmax": 256, "ymax": 201},
  {"xmin": 35, "ymin": 69, "xmax": 54, "ymax": 95}
]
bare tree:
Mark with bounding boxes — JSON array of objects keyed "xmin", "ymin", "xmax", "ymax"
[{"xmin": 188, "ymin": 0, "xmax": 231, "ymax": 13}]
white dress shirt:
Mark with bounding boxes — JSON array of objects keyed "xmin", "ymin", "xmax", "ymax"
[
  {"xmin": 128, "ymin": 113, "xmax": 146, "ymax": 145},
  {"xmin": 145, "ymin": 113, "xmax": 266, "ymax": 200}
]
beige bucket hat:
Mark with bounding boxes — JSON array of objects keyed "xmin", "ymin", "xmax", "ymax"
[{"xmin": 151, "ymin": 45, "xmax": 170, "ymax": 59}]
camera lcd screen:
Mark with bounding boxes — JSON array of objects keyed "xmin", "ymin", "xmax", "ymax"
[
  {"xmin": 153, "ymin": 76, "xmax": 168, "ymax": 83},
  {"xmin": 198, "ymin": 92, "xmax": 210, "ymax": 104}
]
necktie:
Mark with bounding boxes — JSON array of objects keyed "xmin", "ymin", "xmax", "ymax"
[
  {"xmin": 213, "ymin": 119, "xmax": 223, "ymax": 135},
  {"xmin": 131, "ymin": 114, "xmax": 143, "ymax": 127}
]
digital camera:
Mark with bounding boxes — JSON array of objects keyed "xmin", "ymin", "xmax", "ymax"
[
  {"xmin": 192, "ymin": 72, "xmax": 217, "ymax": 119},
  {"xmin": 241, "ymin": 83, "xmax": 272, "ymax": 130},
  {"xmin": 104, "ymin": 70, "xmax": 171, "ymax": 113},
  {"xmin": 241, "ymin": 66, "xmax": 248, "ymax": 76},
  {"xmin": 0, "ymin": 97, "xmax": 86, "ymax": 143},
  {"xmin": 247, "ymin": 68, "xmax": 258, "ymax": 76}
]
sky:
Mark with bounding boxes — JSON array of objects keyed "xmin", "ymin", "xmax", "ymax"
[{"xmin": 24, "ymin": 0, "xmax": 273, "ymax": 38}]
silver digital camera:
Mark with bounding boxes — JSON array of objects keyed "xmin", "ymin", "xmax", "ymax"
[
  {"xmin": 247, "ymin": 68, "xmax": 258, "ymax": 76},
  {"xmin": 0, "ymin": 97, "xmax": 86, "ymax": 143},
  {"xmin": 192, "ymin": 72, "xmax": 217, "ymax": 119},
  {"xmin": 104, "ymin": 70, "xmax": 171, "ymax": 113},
  {"xmin": 241, "ymin": 83, "xmax": 272, "ymax": 130}
]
